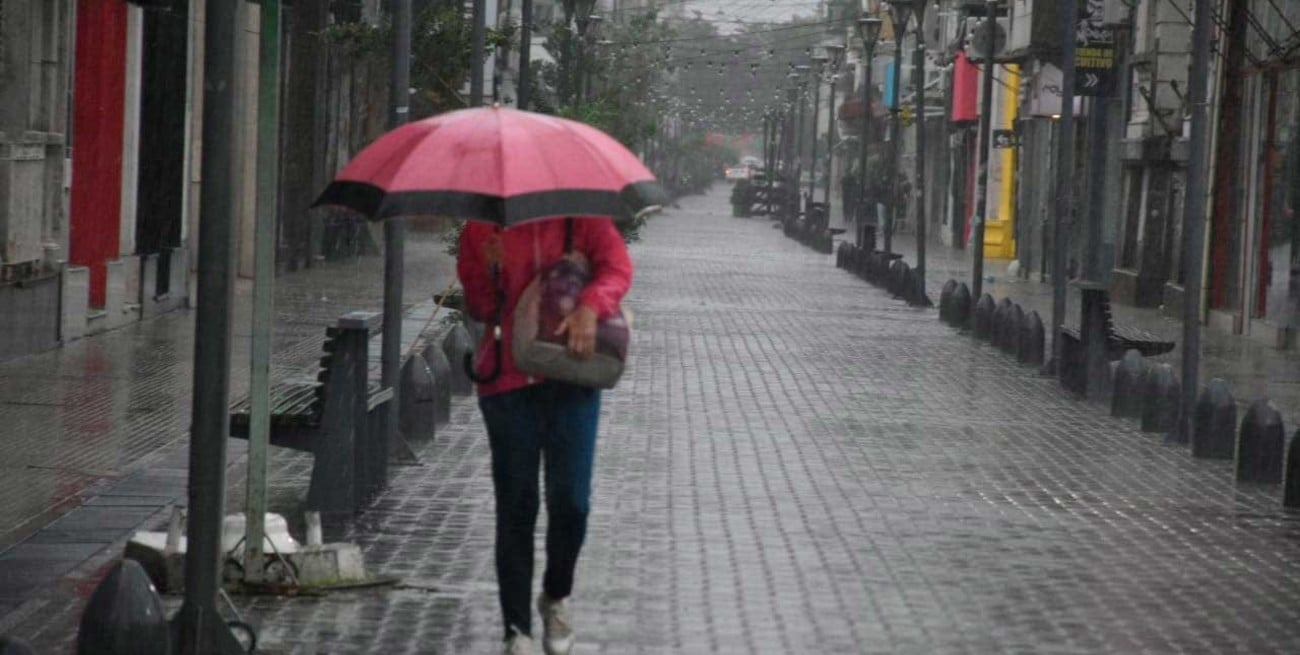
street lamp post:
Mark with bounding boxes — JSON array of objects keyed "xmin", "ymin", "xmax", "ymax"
[
  {"xmin": 584, "ymin": 17, "xmax": 604, "ymax": 102},
  {"xmin": 808, "ymin": 54, "xmax": 828, "ymax": 225},
  {"xmin": 822, "ymin": 44, "xmax": 847, "ymax": 225},
  {"xmin": 971, "ymin": 0, "xmax": 999, "ymax": 316},
  {"xmin": 790, "ymin": 69, "xmax": 800, "ymax": 197},
  {"xmin": 910, "ymin": 1, "xmax": 930, "ymax": 305},
  {"xmin": 857, "ymin": 17, "xmax": 884, "ymax": 251},
  {"xmin": 883, "ymin": 0, "xmax": 913, "ymax": 255},
  {"xmin": 784, "ymin": 83, "xmax": 800, "ymax": 218}
]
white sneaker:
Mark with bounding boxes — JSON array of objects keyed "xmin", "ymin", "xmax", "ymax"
[
  {"xmin": 537, "ymin": 593, "xmax": 575, "ymax": 655},
  {"xmin": 504, "ymin": 632, "xmax": 535, "ymax": 655}
]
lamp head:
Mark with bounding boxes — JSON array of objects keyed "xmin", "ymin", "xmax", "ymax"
[
  {"xmin": 824, "ymin": 44, "xmax": 847, "ymax": 69},
  {"xmin": 884, "ymin": 0, "xmax": 914, "ymax": 36},
  {"xmin": 857, "ymin": 17, "xmax": 884, "ymax": 49}
]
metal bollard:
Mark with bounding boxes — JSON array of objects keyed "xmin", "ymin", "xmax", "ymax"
[
  {"xmin": 76, "ymin": 560, "xmax": 170, "ymax": 655},
  {"xmin": 421, "ymin": 342, "xmax": 453, "ymax": 425},
  {"xmin": 1141, "ymin": 363, "xmax": 1180, "ymax": 435},
  {"xmin": 1019, "ymin": 311, "xmax": 1045, "ymax": 366},
  {"xmin": 1110, "ymin": 350, "xmax": 1145, "ymax": 419},
  {"xmin": 441, "ymin": 324, "xmax": 476, "ymax": 395},
  {"xmin": 399, "ymin": 354, "xmax": 437, "ymax": 441},
  {"xmin": 973, "ymin": 294, "xmax": 996, "ymax": 341},
  {"xmin": 939, "ymin": 280, "xmax": 957, "ymax": 324},
  {"xmin": 992, "ymin": 298, "xmax": 1013, "ymax": 350},
  {"xmin": 1237, "ymin": 399, "xmax": 1285, "ymax": 484},
  {"xmin": 1192, "ymin": 379, "xmax": 1236, "ymax": 458},
  {"xmin": 1003, "ymin": 304, "xmax": 1025, "ymax": 355},
  {"xmin": 1284, "ymin": 433, "xmax": 1300, "ymax": 507},
  {"xmin": 951, "ymin": 283, "xmax": 973, "ymax": 329}
]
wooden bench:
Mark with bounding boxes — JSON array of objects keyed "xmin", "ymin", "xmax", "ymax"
[
  {"xmin": 1058, "ymin": 282, "xmax": 1175, "ymax": 394},
  {"xmin": 229, "ymin": 311, "xmax": 394, "ymax": 515}
]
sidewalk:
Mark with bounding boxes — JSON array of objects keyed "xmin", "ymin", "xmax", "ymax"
[
  {"xmin": 889, "ymin": 231, "xmax": 1300, "ymax": 428},
  {"xmin": 0, "ymin": 232, "xmax": 456, "ymax": 645},
  {"xmin": 6, "ymin": 191, "xmax": 1300, "ymax": 653}
]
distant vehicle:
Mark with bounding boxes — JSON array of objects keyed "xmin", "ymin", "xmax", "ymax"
[{"xmin": 725, "ymin": 165, "xmax": 753, "ymax": 181}]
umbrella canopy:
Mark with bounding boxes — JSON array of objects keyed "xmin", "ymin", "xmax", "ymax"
[{"xmin": 314, "ymin": 106, "xmax": 664, "ymax": 226}]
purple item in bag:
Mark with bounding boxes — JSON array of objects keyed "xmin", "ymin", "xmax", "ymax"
[{"xmin": 513, "ymin": 252, "xmax": 631, "ymax": 389}]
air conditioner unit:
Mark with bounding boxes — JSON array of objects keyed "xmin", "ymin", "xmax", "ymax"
[
  {"xmin": 964, "ymin": 16, "xmax": 1009, "ymax": 63},
  {"xmin": 1008, "ymin": 0, "xmax": 1066, "ymax": 56}
]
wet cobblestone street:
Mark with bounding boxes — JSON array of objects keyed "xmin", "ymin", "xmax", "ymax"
[
  {"xmin": 239, "ymin": 189, "xmax": 1300, "ymax": 653},
  {"xmin": 3, "ymin": 187, "xmax": 1300, "ymax": 653}
]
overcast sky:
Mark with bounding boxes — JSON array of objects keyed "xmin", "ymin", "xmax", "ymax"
[{"xmin": 664, "ymin": 0, "xmax": 822, "ymax": 33}]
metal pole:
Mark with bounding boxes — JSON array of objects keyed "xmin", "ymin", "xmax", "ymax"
[
  {"xmin": 519, "ymin": 0, "xmax": 533, "ymax": 109},
  {"xmin": 385, "ymin": 0, "xmax": 411, "ymax": 467},
  {"xmin": 1050, "ymin": 0, "xmax": 1079, "ymax": 372},
  {"xmin": 1083, "ymin": 97, "xmax": 1106, "ymax": 281},
  {"xmin": 244, "ymin": 0, "xmax": 282, "ymax": 586},
  {"xmin": 1179, "ymin": 0, "xmax": 1212, "ymax": 441},
  {"xmin": 809, "ymin": 73, "xmax": 822, "ymax": 214},
  {"xmin": 885, "ymin": 38, "xmax": 904, "ymax": 254},
  {"xmin": 970, "ymin": 1, "xmax": 997, "ymax": 311},
  {"xmin": 790, "ymin": 81, "xmax": 800, "ymax": 188},
  {"xmin": 471, "ymin": 0, "xmax": 487, "ymax": 105},
  {"xmin": 176, "ymin": 0, "xmax": 243, "ymax": 651},
  {"xmin": 859, "ymin": 44, "xmax": 876, "ymax": 249},
  {"xmin": 761, "ymin": 112, "xmax": 769, "ymax": 207},
  {"xmin": 573, "ymin": 16, "xmax": 588, "ymax": 106},
  {"xmin": 913, "ymin": 29, "xmax": 929, "ymax": 304},
  {"xmin": 823, "ymin": 74, "xmax": 837, "ymax": 211}
]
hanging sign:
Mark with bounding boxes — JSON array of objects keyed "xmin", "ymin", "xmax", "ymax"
[{"xmin": 1075, "ymin": 0, "xmax": 1117, "ymax": 97}]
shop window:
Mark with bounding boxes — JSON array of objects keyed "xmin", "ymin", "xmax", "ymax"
[
  {"xmin": 1118, "ymin": 166, "xmax": 1145, "ymax": 270},
  {"xmin": 1260, "ymin": 67, "xmax": 1300, "ymax": 324}
]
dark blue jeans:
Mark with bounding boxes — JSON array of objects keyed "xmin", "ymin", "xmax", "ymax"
[{"xmin": 479, "ymin": 381, "xmax": 601, "ymax": 640}]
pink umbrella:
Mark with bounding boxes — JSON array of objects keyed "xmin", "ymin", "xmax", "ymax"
[{"xmin": 314, "ymin": 106, "xmax": 664, "ymax": 225}]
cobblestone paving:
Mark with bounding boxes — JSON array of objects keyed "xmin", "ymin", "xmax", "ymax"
[
  {"xmin": 892, "ymin": 230, "xmax": 1300, "ymax": 431},
  {"xmin": 0, "ymin": 232, "xmax": 456, "ymax": 648},
  {"xmin": 217, "ymin": 189, "xmax": 1300, "ymax": 654}
]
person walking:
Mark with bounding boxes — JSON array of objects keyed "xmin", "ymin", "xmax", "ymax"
[{"xmin": 457, "ymin": 216, "xmax": 634, "ymax": 655}]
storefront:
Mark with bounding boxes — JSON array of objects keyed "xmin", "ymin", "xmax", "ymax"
[{"xmin": 1210, "ymin": 0, "xmax": 1300, "ymax": 344}]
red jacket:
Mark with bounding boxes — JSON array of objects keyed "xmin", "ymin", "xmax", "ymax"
[{"xmin": 457, "ymin": 217, "xmax": 633, "ymax": 396}]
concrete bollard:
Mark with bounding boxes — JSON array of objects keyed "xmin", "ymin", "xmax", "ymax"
[
  {"xmin": 399, "ymin": 354, "xmax": 437, "ymax": 441},
  {"xmin": 1237, "ymin": 399, "xmax": 1285, "ymax": 484},
  {"xmin": 1192, "ymin": 379, "xmax": 1236, "ymax": 459},
  {"xmin": 1285, "ymin": 433, "xmax": 1300, "ymax": 507},
  {"xmin": 0, "ymin": 637, "xmax": 36, "ymax": 655},
  {"xmin": 973, "ymin": 294, "xmax": 996, "ymax": 341},
  {"xmin": 76, "ymin": 560, "xmax": 170, "ymax": 655},
  {"xmin": 442, "ymin": 324, "xmax": 476, "ymax": 394},
  {"xmin": 1003, "ymin": 304, "xmax": 1025, "ymax": 355},
  {"xmin": 939, "ymin": 280, "xmax": 957, "ymax": 324},
  {"xmin": 951, "ymin": 283, "xmax": 973, "ymax": 328},
  {"xmin": 1141, "ymin": 363, "xmax": 1180, "ymax": 435},
  {"xmin": 421, "ymin": 342, "xmax": 453, "ymax": 425},
  {"xmin": 1019, "ymin": 311, "xmax": 1045, "ymax": 366},
  {"xmin": 1110, "ymin": 350, "xmax": 1146, "ymax": 419}
]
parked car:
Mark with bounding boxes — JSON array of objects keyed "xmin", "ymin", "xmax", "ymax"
[{"xmin": 725, "ymin": 165, "xmax": 752, "ymax": 181}]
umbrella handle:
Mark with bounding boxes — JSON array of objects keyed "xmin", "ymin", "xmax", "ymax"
[{"xmin": 464, "ymin": 329, "xmax": 503, "ymax": 384}]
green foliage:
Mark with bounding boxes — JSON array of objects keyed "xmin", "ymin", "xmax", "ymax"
[
  {"xmin": 319, "ymin": 21, "xmax": 390, "ymax": 59},
  {"xmin": 410, "ymin": 4, "xmax": 473, "ymax": 118}
]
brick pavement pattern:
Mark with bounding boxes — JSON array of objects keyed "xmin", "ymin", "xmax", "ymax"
[{"xmin": 231, "ymin": 189, "xmax": 1300, "ymax": 654}]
